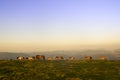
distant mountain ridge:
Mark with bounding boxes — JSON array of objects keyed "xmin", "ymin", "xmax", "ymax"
[{"xmin": 0, "ymin": 49, "xmax": 120, "ymax": 60}]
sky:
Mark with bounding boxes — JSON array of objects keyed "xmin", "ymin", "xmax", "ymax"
[{"xmin": 0, "ymin": 0, "xmax": 120, "ymax": 52}]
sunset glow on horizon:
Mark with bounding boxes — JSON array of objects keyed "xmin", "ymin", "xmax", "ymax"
[{"xmin": 0, "ymin": 0, "xmax": 120, "ymax": 52}]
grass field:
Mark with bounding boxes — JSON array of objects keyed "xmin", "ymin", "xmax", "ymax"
[{"xmin": 0, "ymin": 60, "xmax": 120, "ymax": 80}]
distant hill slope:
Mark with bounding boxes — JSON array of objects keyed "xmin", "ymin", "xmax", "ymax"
[{"xmin": 0, "ymin": 52, "xmax": 29, "ymax": 59}]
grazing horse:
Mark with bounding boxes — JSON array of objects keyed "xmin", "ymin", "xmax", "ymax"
[
  {"xmin": 26, "ymin": 57, "xmax": 34, "ymax": 60},
  {"xmin": 17, "ymin": 56, "xmax": 24, "ymax": 60},
  {"xmin": 99, "ymin": 56, "xmax": 106, "ymax": 60},
  {"xmin": 47, "ymin": 57, "xmax": 53, "ymax": 60},
  {"xmin": 55, "ymin": 56, "xmax": 64, "ymax": 60},
  {"xmin": 69, "ymin": 56, "xmax": 75, "ymax": 60},
  {"xmin": 85, "ymin": 56, "xmax": 92, "ymax": 60},
  {"xmin": 36, "ymin": 55, "xmax": 45, "ymax": 60}
]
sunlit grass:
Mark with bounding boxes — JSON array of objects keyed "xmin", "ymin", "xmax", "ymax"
[{"xmin": 0, "ymin": 60, "xmax": 120, "ymax": 80}]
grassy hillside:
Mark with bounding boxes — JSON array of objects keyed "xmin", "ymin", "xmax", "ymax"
[{"xmin": 0, "ymin": 60, "xmax": 120, "ymax": 80}]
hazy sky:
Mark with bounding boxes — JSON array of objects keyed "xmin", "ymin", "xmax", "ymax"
[{"xmin": 0, "ymin": 0, "xmax": 120, "ymax": 52}]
